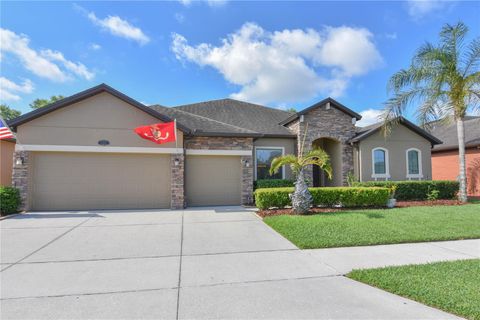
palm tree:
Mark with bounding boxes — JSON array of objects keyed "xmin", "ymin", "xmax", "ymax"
[
  {"xmin": 269, "ymin": 148, "xmax": 332, "ymax": 214},
  {"xmin": 382, "ymin": 22, "xmax": 480, "ymax": 202}
]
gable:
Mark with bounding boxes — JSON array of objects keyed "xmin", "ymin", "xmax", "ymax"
[
  {"xmin": 16, "ymin": 92, "xmax": 183, "ymax": 148},
  {"xmin": 359, "ymin": 123, "xmax": 432, "ymax": 145}
]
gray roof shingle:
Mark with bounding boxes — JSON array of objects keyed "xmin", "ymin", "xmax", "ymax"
[
  {"xmin": 428, "ymin": 116, "xmax": 480, "ymax": 151},
  {"xmin": 149, "ymin": 104, "xmax": 261, "ymax": 137},
  {"xmin": 173, "ymin": 98, "xmax": 295, "ymax": 137}
]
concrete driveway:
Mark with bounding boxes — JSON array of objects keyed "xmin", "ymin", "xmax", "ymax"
[{"xmin": 1, "ymin": 208, "xmax": 459, "ymax": 319}]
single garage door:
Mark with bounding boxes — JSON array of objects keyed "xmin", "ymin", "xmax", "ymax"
[
  {"xmin": 186, "ymin": 155, "xmax": 241, "ymax": 206},
  {"xmin": 31, "ymin": 152, "xmax": 171, "ymax": 211}
]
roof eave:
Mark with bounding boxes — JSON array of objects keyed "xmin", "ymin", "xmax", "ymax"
[{"xmin": 8, "ymin": 84, "xmax": 190, "ymax": 133}]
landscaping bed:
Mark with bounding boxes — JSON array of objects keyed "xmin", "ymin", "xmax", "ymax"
[
  {"xmin": 263, "ymin": 204, "xmax": 480, "ymax": 249},
  {"xmin": 348, "ymin": 259, "xmax": 480, "ymax": 320}
]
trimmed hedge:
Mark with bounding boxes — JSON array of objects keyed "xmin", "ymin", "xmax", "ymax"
[
  {"xmin": 352, "ymin": 181, "xmax": 458, "ymax": 201},
  {"xmin": 0, "ymin": 186, "xmax": 21, "ymax": 215},
  {"xmin": 254, "ymin": 179, "xmax": 295, "ymax": 190},
  {"xmin": 254, "ymin": 187, "xmax": 392, "ymax": 210}
]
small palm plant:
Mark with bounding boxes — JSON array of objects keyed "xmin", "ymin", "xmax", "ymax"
[{"xmin": 269, "ymin": 148, "xmax": 332, "ymax": 214}]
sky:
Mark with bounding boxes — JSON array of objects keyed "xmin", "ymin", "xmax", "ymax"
[{"xmin": 1, "ymin": 0, "xmax": 479, "ymax": 126}]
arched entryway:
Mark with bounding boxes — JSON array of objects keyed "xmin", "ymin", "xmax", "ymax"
[{"xmin": 312, "ymin": 137, "xmax": 342, "ymax": 187}]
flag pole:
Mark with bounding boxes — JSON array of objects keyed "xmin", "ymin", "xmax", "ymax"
[{"xmin": 174, "ymin": 118, "xmax": 178, "ymax": 152}]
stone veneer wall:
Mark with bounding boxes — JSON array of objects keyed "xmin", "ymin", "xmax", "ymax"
[
  {"xmin": 286, "ymin": 106, "xmax": 356, "ymax": 186},
  {"xmin": 12, "ymin": 151, "xmax": 30, "ymax": 211},
  {"xmin": 184, "ymin": 136, "xmax": 253, "ymax": 150},
  {"xmin": 170, "ymin": 153, "xmax": 185, "ymax": 209},
  {"xmin": 185, "ymin": 136, "xmax": 254, "ymax": 205}
]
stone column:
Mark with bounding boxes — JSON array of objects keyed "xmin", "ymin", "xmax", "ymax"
[
  {"xmin": 341, "ymin": 143, "xmax": 354, "ymax": 186},
  {"xmin": 170, "ymin": 153, "xmax": 185, "ymax": 209},
  {"xmin": 12, "ymin": 151, "xmax": 30, "ymax": 211},
  {"xmin": 241, "ymin": 155, "xmax": 253, "ymax": 205}
]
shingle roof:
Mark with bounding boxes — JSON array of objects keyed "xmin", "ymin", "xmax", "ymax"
[
  {"xmin": 174, "ymin": 98, "xmax": 295, "ymax": 137},
  {"xmin": 149, "ymin": 105, "xmax": 261, "ymax": 137},
  {"xmin": 428, "ymin": 116, "xmax": 480, "ymax": 151},
  {"xmin": 350, "ymin": 116, "xmax": 442, "ymax": 145}
]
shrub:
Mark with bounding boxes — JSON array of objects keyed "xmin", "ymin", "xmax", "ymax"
[
  {"xmin": 0, "ymin": 186, "xmax": 21, "ymax": 215},
  {"xmin": 254, "ymin": 179, "xmax": 295, "ymax": 189},
  {"xmin": 352, "ymin": 181, "xmax": 458, "ymax": 200},
  {"xmin": 254, "ymin": 187, "xmax": 391, "ymax": 210}
]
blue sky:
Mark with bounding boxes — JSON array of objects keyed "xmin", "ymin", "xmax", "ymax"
[{"xmin": 1, "ymin": 0, "xmax": 479, "ymax": 126}]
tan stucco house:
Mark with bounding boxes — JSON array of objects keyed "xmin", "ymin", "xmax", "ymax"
[{"xmin": 8, "ymin": 84, "xmax": 441, "ymax": 211}]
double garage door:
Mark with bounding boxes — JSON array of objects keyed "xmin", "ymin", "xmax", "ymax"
[
  {"xmin": 30, "ymin": 152, "xmax": 242, "ymax": 210},
  {"xmin": 31, "ymin": 152, "xmax": 171, "ymax": 211}
]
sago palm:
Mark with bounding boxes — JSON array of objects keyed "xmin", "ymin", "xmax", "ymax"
[
  {"xmin": 382, "ymin": 22, "xmax": 480, "ymax": 202},
  {"xmin": 270, "ymin": 148, "xmax": 332, "ymax": 214}
]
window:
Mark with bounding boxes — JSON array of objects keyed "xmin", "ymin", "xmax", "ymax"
[
  {"xmin": 371, "ymin": 148, "xmax": 390, "ymax": 179},
  {"xmin": 255, "ymin": 147, "xmax": 284, "ymax": 180},
  {"xmin": 406, "ymin": 148, "xmax": 423, "ymax": 178}
]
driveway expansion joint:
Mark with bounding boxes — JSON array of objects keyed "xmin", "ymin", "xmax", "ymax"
[{"xmin": 1, "ymin": 216, "xmax": 93, "ymax": 272}]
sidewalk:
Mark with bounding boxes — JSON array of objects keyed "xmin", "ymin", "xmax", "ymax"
[{"xmin": 307, "ymin": 239, "xmax": 480, "ymax": 274}]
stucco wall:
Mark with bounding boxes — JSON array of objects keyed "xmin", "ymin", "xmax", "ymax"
[
  {"xmin": 357, "ymin": 124, "xmax": 433, "ymax": 181},
  {"xmin": 254, "ymin": 138, "xmax": 296, "ymax": 180},
  {"xmin": 1, "ymin": 140, "xmax": 15, "ymax": 186},
  {"xmin": 432, "ymin": 148, "xmax": 480, "ymax": 196},
  {"xmin": 16, "ymin": 92, "xmax": 183, "ymax": 148}
]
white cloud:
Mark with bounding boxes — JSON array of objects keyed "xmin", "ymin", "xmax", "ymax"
[
  {"xmin": 178, "ymin": 0, "xmax": 227, "ymax": 7},
  {"xmin": 0, "ymin": 77, "xmax": 34, "ymax": 101},
  {"xmin": 90, "ymin": 43, "xmax": 101, "ymax": 50},
  {"xmin": 87, "ymin": 12, "xmax": 150, "ymax": 45},
  {"xmin": 356, "ymin": 108, "xmax": 383, "ymax": 127},
  {"xmin": 171, "ymin": 23, "xmax": 382, "ymax": 104},
  {"xmin": 406, "ymin": 0, "xmax": 451, "ymax": 19},
  {"xmin": 41, "ymin": 49, "xmax": 95, "ymax": 80},
  {"xmin": 0, "ymin": 28, "xmax": 95, "ymax": 83},
  {"xmin": 1, "ymin": 28, "xmax": 67, "ymax": 82}
]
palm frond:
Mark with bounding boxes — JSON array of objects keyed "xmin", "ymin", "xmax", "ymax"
[
  {"xmin": 269, "ymin": 155, "xmax": 298, "ymax": 176},
  {"xmin": 461, "ymin": 38, "xmax": 480, "ymax": 76}
]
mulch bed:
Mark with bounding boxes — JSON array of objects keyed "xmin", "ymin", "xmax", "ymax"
[
  {"xmin": 257, "ymin": 199, "xmax": 464, "ymax": 217},
  {"xmin": 395, "ymin": 199, "xmax": 463, "ymax": 207}
]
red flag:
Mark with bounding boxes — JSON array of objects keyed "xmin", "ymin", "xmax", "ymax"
[{"xmin": 134, "ymin": 122, "xmax": 176, "ymax": 144}]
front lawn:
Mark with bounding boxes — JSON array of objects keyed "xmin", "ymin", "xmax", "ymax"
[
  {"xmin": 263, "ymin": 204, "xmax": 480, "ymax": 249},
  {"xmin": 348, "ymin": 259, "xmax": 480, "ymax": 320}
]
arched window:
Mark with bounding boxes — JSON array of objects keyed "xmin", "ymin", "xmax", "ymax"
[
  {"xmin": 372, "ymin": 148, "xmax": 390, "ymax": 179},
  {"xmin": 406, "ymin": 148, "xmax": 423, "ymax": 179}
]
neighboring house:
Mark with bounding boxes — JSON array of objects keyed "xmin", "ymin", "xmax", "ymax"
[
  {"xmin": 0, "ymin": 139, "xmax": 15, "ymax": 186},
  {"xmin": 8, "ymin": 84, "xmax": 441, "ymax": 211},
  {"xmin": 429, "ymin": 116, "xmax": 480, "ymax": 197}
]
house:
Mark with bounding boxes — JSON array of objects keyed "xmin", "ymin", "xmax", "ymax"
[
  {"xmin": 429, "ymin": 116, "xmax": 480, "ymax": 197},
  {"xmin": 0, "ymin": 138, "xmax": 15, "ymax": 186},
  {"xmin": 8, "ymin": 84, "xmax": 441, "ymax": 211}
]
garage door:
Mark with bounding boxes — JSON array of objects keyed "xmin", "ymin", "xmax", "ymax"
[
  {"xmin": 186, "ymin": 155, "xmax": 241, "ymax": 206},
  {"xmin": 31, "ymin": 152, "xmax": 171, "ymax": 211}
]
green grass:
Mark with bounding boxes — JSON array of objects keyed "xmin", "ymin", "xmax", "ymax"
[
  {"xmin": 348, "ymin": 259, "xmax": 480, "ymax": 320},
  {"xmin": 263, "ymin": 204, "xmax": 480, "ymax": 249}
]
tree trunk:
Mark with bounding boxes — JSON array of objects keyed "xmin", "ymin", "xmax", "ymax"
[
  {"xmin": 291, "ymin": 168, "xmax": 313, "ymax": 214},
  {"xmin": 456, "ymin": 118, "xmax": 468, "ymax": 202}
]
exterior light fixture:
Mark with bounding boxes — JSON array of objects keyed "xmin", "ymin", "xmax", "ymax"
[
  {"xmin": 174, "ymin": 158, "xmax": 180, "ymax": 166},
  {"xmin": 15, "ymin": 157, "xmax": 24, "ymax": 166},
  {"xmin": 244, "ymin": 160, "xmax": 250, "ymax": 167}
]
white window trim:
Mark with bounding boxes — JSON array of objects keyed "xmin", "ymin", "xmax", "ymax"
[
  {"xmin": 254, "ymin": 146, "xmax": 285, "ymax": 180},
  {"xmin": 406, "ymin": 148, "xmax": 423, "ymax": 179},
  {"xmin": 371, "ymin": 147, "xmax": 390, "ymax": 179}
]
